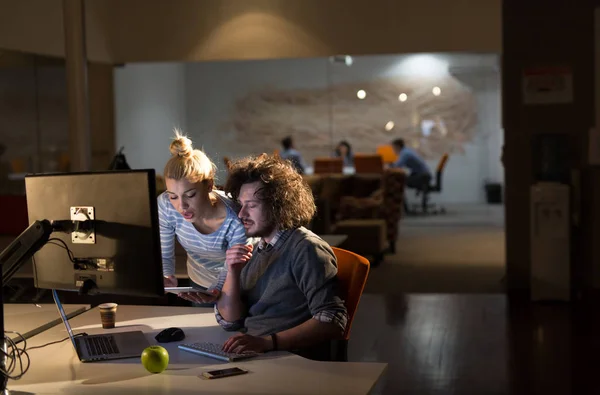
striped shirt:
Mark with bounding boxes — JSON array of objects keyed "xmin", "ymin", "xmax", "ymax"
[{"xmin": 158, "ymin": 190, "xmax": 248, "ymax": 289}]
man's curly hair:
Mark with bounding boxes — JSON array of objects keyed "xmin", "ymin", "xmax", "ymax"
[{"xmin": 224, "ymin": 154, "xmax": 316, "ymax": 230}]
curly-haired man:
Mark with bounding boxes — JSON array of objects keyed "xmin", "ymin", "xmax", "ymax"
[{"xmin": 215, "ymin": 154, "xmax": 348, "ymax": 360}]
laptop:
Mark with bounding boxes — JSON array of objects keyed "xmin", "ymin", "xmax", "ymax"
[{"xmin": 54, "ymin": 292, "xmax": 150, "ymax": 362}]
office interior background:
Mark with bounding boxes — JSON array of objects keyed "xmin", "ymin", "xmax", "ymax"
[{"xmin": 1, "ymin": 1, "xmax": 600, "ymax": 394}]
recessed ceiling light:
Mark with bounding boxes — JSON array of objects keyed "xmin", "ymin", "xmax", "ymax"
[{"xmin": 357, "ymin": 90, "xmax": 366, "ymax": 99}]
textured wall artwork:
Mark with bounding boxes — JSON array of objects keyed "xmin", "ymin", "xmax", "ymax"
[{"xmin": 223, "ymin": 75, "xmax": 477, "ymax": 164}]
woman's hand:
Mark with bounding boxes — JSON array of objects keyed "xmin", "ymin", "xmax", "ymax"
[
  {"xmin": 178, "ymin": 289, "xmax": 220, "ymax": 304},
  {"xmin": 225, "ymin": 244, "xmax": 254, "ymax": 273},
  {"xmin": 163, "ymin": 275, "xmax": 177, "ymax": 288}
]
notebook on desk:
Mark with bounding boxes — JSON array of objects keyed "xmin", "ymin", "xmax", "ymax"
[{"xmin": 54, "ymin": 294, "xmax": 149, "ymax": 362}]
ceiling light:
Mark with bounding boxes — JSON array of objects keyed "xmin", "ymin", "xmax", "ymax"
[
  {"xmin": 398, "ymin": 93, "xmax": 408, "ymax": 102},
  {"xmin": 432, "ymin": 86, "xmax": 441, "ymax": 96},
  {"xmin": 385, "ymin": 121, "xmax": 395, "ymax": 131},
  {"xmin": 357, "ymin": 90, "xmax": 366, "ymax": 99}
]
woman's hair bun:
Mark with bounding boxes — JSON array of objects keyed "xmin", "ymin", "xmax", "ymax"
[{"xmin": 169, "ymin": 128, "xmax": 193, "ymax": 158}]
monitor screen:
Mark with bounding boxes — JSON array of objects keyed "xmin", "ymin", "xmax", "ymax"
[{"xmin": 24, "ymin": 170, "xmax": 164, "ymax": 297}]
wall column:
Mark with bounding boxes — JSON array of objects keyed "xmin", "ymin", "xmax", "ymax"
[{"xmin": 63, "ymin": 0, "xmax": 91, "ymax": 171}]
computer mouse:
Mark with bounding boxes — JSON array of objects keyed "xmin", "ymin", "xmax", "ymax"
[{"xmin": 155, "ymin": 327, "xmax": 185, "ymax": 343}]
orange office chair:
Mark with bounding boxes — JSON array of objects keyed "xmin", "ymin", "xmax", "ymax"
[
  {"xmin": 376, "ymin": 145, "xmax": 398, "ymax": 165},
  {"xmin": 313, "ymin": 157, "xmax": 343, "ymax": 174},
  {"xmin": 331, "ymin": 247, "xmax": 370, "ymax": 361},
  {"xmin": 353, "ymin": 154, "xmax": 384, "ymax": 173}
]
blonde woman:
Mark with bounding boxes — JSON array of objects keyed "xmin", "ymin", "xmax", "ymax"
[{"xmin": 159, "ymin": 130, "xmax": 250, "ymax": 304}]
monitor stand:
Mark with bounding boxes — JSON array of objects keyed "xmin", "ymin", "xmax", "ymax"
[{"xmin": 0, "ymin": 220, "xmax": 55, "ymax": 393}]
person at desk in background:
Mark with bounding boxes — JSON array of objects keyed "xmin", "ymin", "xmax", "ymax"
[
  {"xmin": 333, "ymin": 140, "xmax": 354, "ymax": 167},
  {"xmin": 390, "ymin": 138, "xmax": 432, "ymax": 189},
  {"xmin": 159, "ymin": 129, "xmax": 250, "ymax": 304},
  {"xmin": 215, "ymin": 154, "xmax": 348, "ymax": 359},
  {"xmin": 279, "ymin": 136, "xmax": 306, "ymax": 174}
]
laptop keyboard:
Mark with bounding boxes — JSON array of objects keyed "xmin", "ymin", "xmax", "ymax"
[
  {"xmin": 83, "ymin": 335, "xmax": 120, "ymax": 356},
  {"xmin": 178, "ymin": 342, "xmax": 259, "ymax": 362}
]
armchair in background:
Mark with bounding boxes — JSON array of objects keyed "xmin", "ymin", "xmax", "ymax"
[
  {"xmin": 353, "ymin": 154, "xmax": 384, "ymax": 174},
  {"xmin": 313, "ymin": 157, "xmax": 343, "ymax": 174},
  {"xmin": 305, "ymin": 169, "xmax": 405, "ymax": 263}
]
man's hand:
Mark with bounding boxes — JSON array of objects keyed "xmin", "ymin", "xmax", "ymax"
[
  {"xmin": 178, "ymin": 290, "xmax": 220, "ymax": 304},
  {"xmin": 222, "ymin": 333, "xmax": 271, "ymax": 354},
  {"xmin": 225, "ymin": 244, "xmax": 254, "ymax": 273},
  {"xmin": 163, "ymin": 275, "xmax": 177, "ymax": 288}
]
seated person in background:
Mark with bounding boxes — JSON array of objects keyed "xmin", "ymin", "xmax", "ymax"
[
  {"xmin": 279, "ymin": 136, "xmax": 306, "ymax": 174},
  {"xmin": 159, "ymin": 129, "xmax": 250, "ymax": 304},
  {"xmin": 334, "ymin": 140, "xmax": 354, "ymax": 167},
  {"xmin": 215, "ymin": 154, "xmax": 348, "ymax": 359},
  {"xmin": 390, "ymin": 138, "xmax": 432, "ymax": 190}
]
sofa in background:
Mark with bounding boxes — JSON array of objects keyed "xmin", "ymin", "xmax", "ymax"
[{"xmin": 304, "ymin": 169, "xmax": 406, "ymax": 264}]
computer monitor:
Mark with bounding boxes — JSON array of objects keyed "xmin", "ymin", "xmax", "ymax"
[{"xmin": 23, "ymin": 170, "xmax": 164, "ymax": 297}]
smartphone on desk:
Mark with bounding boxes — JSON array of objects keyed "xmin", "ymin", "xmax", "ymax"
[
  {"xmin": 201, "ymin": 367, "xmax": 248, "ymax": 379},
  {"xmin": 164, "ymin": 286, "xmax": 213, "ymax": 295}
]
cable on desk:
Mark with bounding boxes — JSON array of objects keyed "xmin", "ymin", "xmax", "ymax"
[
  {"xmin": 1, "ymin": 328, "xmax": 86, "ymax": 382},
  {"xmin": 1, "ymin": 331, "xmax": 30, "ymax": 380},
  {"xmin": 27, "ymin": 333, "xmax": 86, "ymax": 351}
]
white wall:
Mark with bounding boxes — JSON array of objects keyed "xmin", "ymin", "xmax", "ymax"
[
  {"xmin": 185, "ymin": 58, "xmax": 330, "ymax": 184},
  {"xmin": 115, "ymin": 54, "xmax": 502, "ymax": 204},
  {"xmin": 114, "ymin": 63, "xmax": 187, "ymax": 171},
  {"xmin": 439, "ymin": 67, "xmax": 503, "ymax": 203}
]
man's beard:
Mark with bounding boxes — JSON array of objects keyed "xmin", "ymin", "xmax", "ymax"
[{"xmin": 244, "ymin": 221, "xmax": 275, "ymax": 239}]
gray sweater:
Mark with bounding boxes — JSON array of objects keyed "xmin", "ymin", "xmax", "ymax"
[{"xmin": 215, "ymin": 227, "xmax": 348, "ymax": 337}]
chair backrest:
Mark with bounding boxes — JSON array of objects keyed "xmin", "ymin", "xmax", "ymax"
[
  {"xmin": 331, "ymin": 247, "xmax": 370, "ymax": 340},
  {"xmin": 434, "ymin": 153, "xmax": 449, "ymax": 191},
  {"xmin": 223, "ymin": 156, "xmax": 232, "ymax": 171},
  {"xmin": 313, "ymin": 157, "xmax": 343, "ymax": 174},
  {"xmin": 376, "ymin": 145, "xmax": 398, "ymax": 164},
  {"xmin": 353, "ymin": 154, "xmax": 384, "ymax": 174}
]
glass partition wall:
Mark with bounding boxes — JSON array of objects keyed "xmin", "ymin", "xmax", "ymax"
[{"xmin": 113, "ymin": 52, "xmax": 501, "ymax": 204}]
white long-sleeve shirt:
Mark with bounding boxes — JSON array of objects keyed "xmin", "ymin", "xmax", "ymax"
[{"xmin": 158, "ymin": 190, "xmax": 248, "ymax": 289}]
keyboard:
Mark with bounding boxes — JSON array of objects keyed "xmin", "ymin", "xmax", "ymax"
[
  {"xmin": 178, "ymin": 342, "xmax": 259, "ymax": 362},
  {"xmin": 82, "ymin": 335, "xmax": 119, "ymax": 356}
]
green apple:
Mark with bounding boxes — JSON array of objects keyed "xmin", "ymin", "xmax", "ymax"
[{"xmin": 141, "ymin": 345, "xmax": 169, "ymax": 374}]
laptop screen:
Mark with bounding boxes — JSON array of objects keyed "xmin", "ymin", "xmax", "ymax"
[{"xmin": 52, "ymin": 289, "xmax": 77, "ymax": 349}]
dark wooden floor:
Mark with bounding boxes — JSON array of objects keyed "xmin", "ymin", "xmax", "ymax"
[{"xmin": 349, "ymin": 293, "xmax": 599, "ymax": 395}]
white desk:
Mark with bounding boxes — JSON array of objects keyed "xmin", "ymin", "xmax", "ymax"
[
  {"xmin": 9, "ymin": 305, "xmax": 386, "ymax": 394},
  {"xmin": 4, "ymin": 303, "xmax": 89, "ymax": 343}
]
